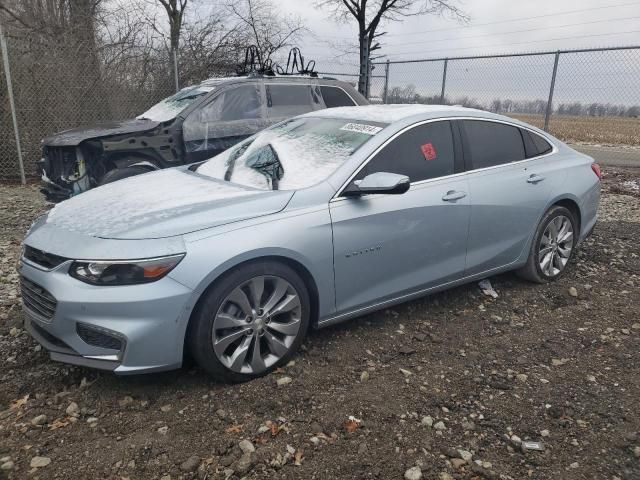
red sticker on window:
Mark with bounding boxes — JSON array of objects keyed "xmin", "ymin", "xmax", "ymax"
[{"xmin": 421, "ymin": 143, "xmax": 437, "ymax": 161}]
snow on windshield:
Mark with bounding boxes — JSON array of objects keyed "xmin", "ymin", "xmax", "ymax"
[
  {"xmin": 138, "ymin": 85, "xmax": 214, "ymax": 122},
  {"xmin": 197, "ymin": 117, "xmax": 386, "ymax": 190}
]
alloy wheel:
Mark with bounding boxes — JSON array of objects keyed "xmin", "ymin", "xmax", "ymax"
[
  {"xmin": 212, "ymin": 275, "xmax": 302, "ymax": 374},
  {"xmin": 538, "ymin": 215, "xmax": 574, "ymax": 277}
]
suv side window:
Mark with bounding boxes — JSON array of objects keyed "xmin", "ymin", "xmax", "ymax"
[
  {"xmin": 196, "ymin": 84, "xmax": 262, "ymax": 123},
  {"xmin": 266, "ymin": 84, "xmax": 321, "ymax": 118},
  {"xmin": 320, "ymin": 86, "xmax": 356, "ymax": 107},
  {"xmin": 463, "ymin": 120, "xmax": 525, "ymax": 169},
  {"xmin": 355, "ymin": 121, "xmax": 455, "ymax": 183}
]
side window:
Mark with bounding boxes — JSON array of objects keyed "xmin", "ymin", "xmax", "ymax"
[
  {"xmin": 197, "ymin": 84, "xmax": 262, "ymax": 123},
  {"xmin": 357, "ymin": 121, "xmax": 455, "ymax": 183},
  {"xmin": 320, "ymin": 86, "xmax": 356, "ymax": 108},
  {"xmin": 463, "ymin": 120, "xmax": 525, "ymax": 169},
  {"xmin": 266, "ymin": 84, "xmax": 321, "ymax": 118}
]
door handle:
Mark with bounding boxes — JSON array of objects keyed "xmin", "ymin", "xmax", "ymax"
[
  {"xmin": 527, "ymin": 174, "xmax": 546, "ymax": 184},
  {"xmin": 442, "ymin": 190, "xmax": 467, "ymax": 202}
]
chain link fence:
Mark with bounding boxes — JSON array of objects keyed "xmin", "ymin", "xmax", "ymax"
[
  {"xmin": 2, "ymin": 41, "xmax": 639, "ymax": 181},
  {"xmin": 328, "ymin": 45, "xmax": 640, "ymax": 165},
  {"xmin": 0, "ymin": 30, "xmax": 176, "ymax": 181}
]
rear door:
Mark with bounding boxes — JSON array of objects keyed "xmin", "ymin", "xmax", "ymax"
[
  {"xmin": 265, "ymin": 83, "xmax": 323, "ymax": 124},
  {"xmin": 461, "ymin": 119, "xmax": 555, "ymax": 275},
  {"xmin": 330, "ymin": 120, "xmax": 470, "ymax": 313},
  {"xmin": 319, "ymin": 85, "xmax": 357, "ymax": 108},
  {"xmin": 182, "ymin": 83, "xmax": 269, "ymax": 162}
]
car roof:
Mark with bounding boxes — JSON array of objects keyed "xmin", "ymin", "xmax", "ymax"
[
  {"xmin": 301, "ymin": 103, "xmax": 551, "ymax": 134},
  {"xmin": 302, "ymin": 104, "xmax": 487, "ymax": 124}
]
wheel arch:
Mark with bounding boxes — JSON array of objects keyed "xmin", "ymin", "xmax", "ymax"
[
  {"xmin": 552, "ymin": 197, "xmax": 582, "ymax": 235},
  {"xmin": 182, "ymin": 254, "xmax": 321, "ymax": 360}
]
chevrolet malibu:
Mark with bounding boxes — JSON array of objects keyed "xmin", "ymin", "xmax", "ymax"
[{"xmin": 19, "ymin": 105, "xmax": 601, "ymax": 382}]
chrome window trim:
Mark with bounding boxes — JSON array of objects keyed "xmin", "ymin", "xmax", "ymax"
[{"xmin": 331, "ymin": 116, "xmax": 558, "ymax": 202}]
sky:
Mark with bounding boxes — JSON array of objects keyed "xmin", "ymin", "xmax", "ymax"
[
  {"xmin": 273, "ymin": 0, "xmax": 640, "ymax": 106},
  {"xmin": 277, "ymin": 0, "xmax": 640, "ymax": 66}
]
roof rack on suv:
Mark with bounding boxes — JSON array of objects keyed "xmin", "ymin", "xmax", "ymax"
[
  {"xmin": 235, "ymin": 46, "xmax": 318, "ymax": 78},
  {"xmin": 276, "ymin": 48, "xmax": 318, "ymax": 77}
]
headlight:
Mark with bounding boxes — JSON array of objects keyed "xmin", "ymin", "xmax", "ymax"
[{"xmin": 69, "ymin": 254, "xmax": 184, "ymax": 286}]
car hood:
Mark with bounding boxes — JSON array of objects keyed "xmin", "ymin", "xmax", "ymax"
[
  {"xmin": 44, "ymin": 168, "xmax": 294, "ymax": 240},
  {"xmin": 42, "ymin": 118, "xmax": 160, "ymax": 147}
]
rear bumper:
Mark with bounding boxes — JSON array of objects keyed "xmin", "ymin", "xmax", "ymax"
[{"xmin": 19, "ymin": 258, "xmax": 193, "ymax": 375}]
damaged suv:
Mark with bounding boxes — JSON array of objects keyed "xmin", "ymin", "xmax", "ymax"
[{"xmin": 39, "ymin": 76, "xmax": 367, "ymax": 201}]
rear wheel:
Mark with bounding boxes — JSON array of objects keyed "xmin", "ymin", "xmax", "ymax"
[
  {"xmin": 98, "ymin": 165, "xmax": 153, "ymax": 185},
  {"xmin": 188, "ymin": 261, "xmax": 310, "ymax": 382},
  {"xmin": 517, "ymin": 205, "xmax": 577, "ymax": 283}
]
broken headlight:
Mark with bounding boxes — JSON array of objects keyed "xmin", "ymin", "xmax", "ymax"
[{"xmin": 69, "ymin": 254, "xmax": 184, "ymax": 286}]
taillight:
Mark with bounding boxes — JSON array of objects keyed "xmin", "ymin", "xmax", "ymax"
[{"xmin": 591, "ymin": 163, "xmax": 602, "ymax": 180}]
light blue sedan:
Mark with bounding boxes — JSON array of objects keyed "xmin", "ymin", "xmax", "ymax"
[{"xmin": 19, "ymin": 105, "xmax": 601, "ymax": 381}]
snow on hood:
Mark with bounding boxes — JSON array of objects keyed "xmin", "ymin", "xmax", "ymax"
[{"xmin": 45, "ymin": 168, "xmax": 293, "ymax": 239}]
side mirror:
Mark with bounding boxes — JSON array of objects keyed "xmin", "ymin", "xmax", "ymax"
[{"xmin": 344, "ymin": 172, "xmax": 410, "ymax": 196}]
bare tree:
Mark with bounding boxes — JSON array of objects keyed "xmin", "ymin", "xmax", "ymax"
[
  {"xmin": 227, "ymin": 0, "xmax": 305, "ymax": 66},
  {"xmin": 156, "ymin": 0, "xmax": 188, "ymax": 88},
  {"xmin": 317, "ymin": 0, "xmax": 468, "ymax": 95}
]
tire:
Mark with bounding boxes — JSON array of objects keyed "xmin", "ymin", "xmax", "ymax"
[
  {"xmin": 517, "ymin": 205, "xmax": 578, "ymax": 283},
  {"xmin": 98, "ymin": 165, "xmax": 153, "ymax": 186},
  {"xmin": 187, "ymin": 261, "xmax": 311, "ymax": 383}
]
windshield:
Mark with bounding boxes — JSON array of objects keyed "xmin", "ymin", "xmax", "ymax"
[
  {"xmin": 197, "ymin": 117, "xmax": 387, "ymax": 190},
  {"xmin": 138, "ymin": 85, "xmax": 214, "ymax": 122}
]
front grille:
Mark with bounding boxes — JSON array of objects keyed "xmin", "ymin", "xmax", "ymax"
[
  {"xmin": 44, "ymin": 146, "xmax": 77, "ymax": 180},
  {"xmin": 30, "ymin": 321, "xmax": 71, "ymax": 350},
  {"xmin": 23, "ymin": 246, "xmax": 68, "ymax": 270},
  {"xmin": 76, "ymin": 323, "xmax": 123, "ymax": 351},
  {"xmin": 20, "ymin": 277, "xmax": 57, "ymax": 320}
]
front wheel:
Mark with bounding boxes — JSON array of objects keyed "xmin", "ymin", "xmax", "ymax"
[
  {"xmin": 517, "ymin": 205, "xmax": 577, "ymax": 283},
  {"xmin": 187, "ymin": 261, "xmax": 310, "ymax": 382}
]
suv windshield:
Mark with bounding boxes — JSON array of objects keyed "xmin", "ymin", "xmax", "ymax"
[
  {"xmin": 138, "ymin": 85, "xmax": 215, "ymax": 122},
  {"xmin": 197, "ymin": 117, "xmax": 387, "ymax": 190}
]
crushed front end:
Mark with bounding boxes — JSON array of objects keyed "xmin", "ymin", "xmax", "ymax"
[{"xmin": 38, "ymin": 146, "xmax": 92, "ymax": 202}]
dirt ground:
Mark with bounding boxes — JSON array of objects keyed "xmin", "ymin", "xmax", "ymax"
[{"xmin": 1, "ymin": 167, "xmax": 639, "ymax": 480}]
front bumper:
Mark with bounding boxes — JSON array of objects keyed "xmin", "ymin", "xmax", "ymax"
[{"xmin": 19, "ymin": 258, "xmax": 194, "ymax": 375}]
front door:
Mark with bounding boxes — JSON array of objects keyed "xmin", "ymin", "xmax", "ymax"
[
  {"xmin": 330, "ymin": 120, "xmax": 470, "ymax": 314},
  {"xmin": 182, "ymin": 83, "xmax": 270, "ymax": 163}
]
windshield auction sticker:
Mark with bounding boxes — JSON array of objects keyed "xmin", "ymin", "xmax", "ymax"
[{"xmin": 340, "ymin": 123, "xmax": 383, "ymax": 135}]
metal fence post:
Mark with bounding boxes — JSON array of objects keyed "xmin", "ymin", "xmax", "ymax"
[
  {"xmin": 0, "ymin": 22, "xmax": 25, "ymax": 184},
  {"xmin": 440, "ymin": 58, "xmax": 448, "ymax": 104},
  {"xmin": 544, "ymin": 51, "xmax": 560, "ymax": 132},
  {"xmin": 382, "ymin": 59, "xmax": 390, "ymax": 104}
]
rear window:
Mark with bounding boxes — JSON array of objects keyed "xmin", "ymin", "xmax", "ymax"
[
  {"xmin": 320, "ymin": 86, "xmax": 356, "ymax": 108},
  {"xmin": 463, "ymin": 120, "xmax": 525, "ymax": 169},
  {"xmin": 266, "ymin": 84, "xmax": 321, "ymax": 118}
]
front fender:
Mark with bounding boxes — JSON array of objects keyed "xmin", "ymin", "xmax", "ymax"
[{"xmin": 167, "ymin": 205, "xmax": 336, "ymax": 342}]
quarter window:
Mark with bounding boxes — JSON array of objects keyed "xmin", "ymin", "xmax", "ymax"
[
  {"xmin": 266, "ymin": 84, "xmax": 321, "ymax": 117},
  {"xmin": 356, "ymin": 121, "xmax": 455, "ymax": 183},
  {"xmin": 463, "ymin": 120, "xmax": 525, "ymax": 169},
  {"xmin": 521, "ymin": 129, "xmax": 553, "ymax": 158},
  {"xmin": 320, "ymin": 86, "xmax": 356, "ymax": 108}
]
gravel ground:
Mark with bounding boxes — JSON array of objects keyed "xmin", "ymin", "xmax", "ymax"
[{"xmin": 1, "ymin": 168, "xmax": 639, "ymax": 480}]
